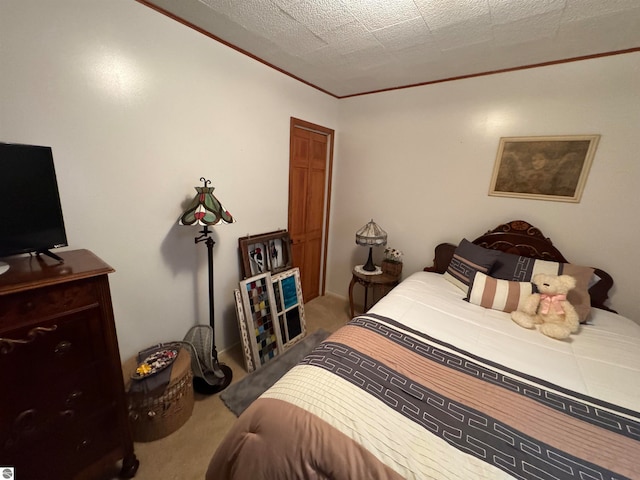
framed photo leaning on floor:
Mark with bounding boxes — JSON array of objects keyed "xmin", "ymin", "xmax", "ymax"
[
  {"xmin": 236, "ymin": 272, "xmax": 284, "ymax": 372},
  {"xmin": 238, "ymin": 229, "xmax": 293, "ymax": 278}
]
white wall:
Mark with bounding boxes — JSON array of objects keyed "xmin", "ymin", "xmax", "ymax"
[
  {"xmin": 0, "ymin": 0, "xmax": 339, "ymax": 360},
  {"xmin": 327, "ymin": 52, "xmax": 640, "ymax": 322},
  {"xmin": 3, "ymin": 2, "xmax": 639, "ymax": 364}
]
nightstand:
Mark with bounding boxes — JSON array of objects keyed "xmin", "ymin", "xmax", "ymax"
[{"xmin": 348, "ymin": 266, "xmax": 400, "ymax": 318}]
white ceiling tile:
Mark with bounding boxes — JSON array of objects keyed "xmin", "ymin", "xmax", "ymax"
[
  {"xmin": 487, "ymin": 39, "xmax": 556, "ymax": 67},
  {"xmin": 557, "ymin": 10, "xmax": 640, "ymax": 53},
  {"xmin": 269, "ymin": 0, "xmax": 302, "ymax": 8},
  {"xmin": 283, "ymin": 0, "xmax": 356, "ymax": 35},
  {"xmin": 488, "ymin": 0, "xmax": 566, "ymax": 25},
  {"xmin": 414, "ymin": 0, "xmax": 490, "ymax": 30},
  {"xmin": 320, "ymin": 20, "xmax": 382, "ymax": 54},
  {"xmin": 435, "ymin": 41, "xmax": 495, "ymax": 74},
  {"xmin": 339, "ymin": 44, "xmax": 395, "ymax": 71},
  {"xmin": 344, "ymin": 0, "xmax": 423, "ymax": 31},
  {"xmin": 431, "ymin": 17, "xmax": 493, "ymax": 51},
  {"xmin": 563, "ymin": 0, "xmax": 640, "ymax": 21},
  {"xmin": 197, "ymin": 0, "xmax": 256, "ymax": 24},
  {"xmin": 492, "ymin": 10, "xmax": 563, "ymax": 46},
  {"xmin": 268, "ymin": 22, "xmax": 327, "ymax": 56},
  {"xmin": 145, "ymin": 0, "xmax": 640, "ymax": 97},
  {"xmin": 392, "ymin": 43, "xmax": 444, "ymax": 66},
  {"xmin": 371, "ymin": 17, "xmax": 433, "ymax": 52},
  {"xmin": 304, "ymin": 45, "xmax": 351, "ymax": 68}
]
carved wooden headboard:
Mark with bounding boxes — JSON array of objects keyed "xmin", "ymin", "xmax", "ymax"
[{"xmin": 426, "ymin": 220, "xmax": 615, "ymax": 313}]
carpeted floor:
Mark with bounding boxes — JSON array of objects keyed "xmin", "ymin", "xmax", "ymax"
[
  {"xmin": 220, "ymin": 328, "xmax": 331, "ymax": 416},
  {"xmin": 105, "ymin": 293, "xmax": 351, "ymax": 480}
]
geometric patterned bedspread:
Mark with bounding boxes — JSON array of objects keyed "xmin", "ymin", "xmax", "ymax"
[
  {"xmin": 207, "ymin": 313, "xmax": 640, "ymax": 479},
  {"xmin": 306, "ymin": 314, "xmax": 640, "ymax": 479}
]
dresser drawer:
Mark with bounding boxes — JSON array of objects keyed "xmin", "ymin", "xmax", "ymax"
[
  {"xmin": 2, "ymin": 406, "xmax": 121, "ymax": 480},
  {"xmin": 1, "ymin": 360, "xmax": 116, "ymax": 449},
  {"xmin": 0, "ymin": 307, "xmax": 109, "ymax": 385},
  {"xmin": 0, "ymin": 280, "xmax": 99, "ymax": 332}
]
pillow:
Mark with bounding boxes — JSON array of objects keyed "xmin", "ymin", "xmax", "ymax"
[
  {"xmin": 443, "ymin": 239, "xmax": 502, "ymax": 291},
  {"xmin": 466, "ymin": 271, "xmax": 536, "ymax": 313},
  {"xmin": 490, "ymin": 251, "xmax": 594, "ymax": 323}
]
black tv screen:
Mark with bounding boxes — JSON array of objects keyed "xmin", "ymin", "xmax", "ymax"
[{"xmin": 0, "ymin": 142, "xmax": 68, "ymax": 259}]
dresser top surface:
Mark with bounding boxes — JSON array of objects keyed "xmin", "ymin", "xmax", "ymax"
[{"xmin": 0, "ymin": 249, "xmax": 114, "ymax": 295}]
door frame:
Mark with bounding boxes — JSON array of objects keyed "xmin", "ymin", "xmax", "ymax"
[{"xmin": 289, "ymin": 117, "xmax": 335, "ymax": 297}]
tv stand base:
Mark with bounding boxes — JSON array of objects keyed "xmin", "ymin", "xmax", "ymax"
[{"xmin": 37, "ymin": 249, "xmax": 64, "ymax": 263}]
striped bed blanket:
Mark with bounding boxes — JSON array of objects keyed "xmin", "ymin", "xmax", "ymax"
[{"xmin": 207, "ymin": 314, "xmax": 640, "ymax": 479}]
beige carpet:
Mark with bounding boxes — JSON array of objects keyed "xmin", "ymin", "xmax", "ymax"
[{"xmin": 105, "ymin": 293, "xmax": 351, "ymax": 480}]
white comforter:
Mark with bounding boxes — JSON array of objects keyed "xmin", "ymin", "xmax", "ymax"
[
  {"xmin": 209, "ymin": 271, "xmax": 640, "ymax": 480},
  {"xmin": 371, "ymin": 271, "xmax": 640, "ymax": 412}
]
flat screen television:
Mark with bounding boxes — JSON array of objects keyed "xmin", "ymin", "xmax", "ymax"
[{"xmin": 0, "ymin": 142, "xmax": 68, "ymax": 272}]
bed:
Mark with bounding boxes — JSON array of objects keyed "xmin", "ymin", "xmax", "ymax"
[{"xmin": 207, "ymin": 220, "xmax": 640, "ymax": 480}]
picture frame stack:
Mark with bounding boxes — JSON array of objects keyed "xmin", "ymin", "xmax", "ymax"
[{"xmin": 234, "ymin": 267, "xmax": 307, "ymax": 373}]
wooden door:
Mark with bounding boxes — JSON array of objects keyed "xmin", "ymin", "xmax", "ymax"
[{"xmin": 288, "ymin": 118, "xmax": 334, "ymax": 302}]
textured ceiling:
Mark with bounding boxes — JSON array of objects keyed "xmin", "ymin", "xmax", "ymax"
[{"xmin": 140, "ymin": 0, "xmax": 640, "ymax": 98}]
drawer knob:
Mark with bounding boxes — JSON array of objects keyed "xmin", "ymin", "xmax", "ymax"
[
  {"xmin": 66, "ymin": 390, "xmax": 83, "ymax": 405},
  {"xmin": 0, "ymin": 325, "xmax": 58, "ymax": 355},
  {"xmin": 54, "ymin": 340, "xmax": 72, "ymax": 355},
  {"xmin": 4, "ymin": 409, "xmax": 39, "ymax": 448},
  {"xmin": 77, "ymin": 438, "xmax": 92, "ymax": 451},
  {"xmin": 14, "ymin": 409, "xmax": 38, "ymax": 434}
]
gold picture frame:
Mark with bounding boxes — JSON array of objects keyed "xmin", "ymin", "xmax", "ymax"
[{"xmin": 489, "ymin": 135, "xmax": 600, "ymax": 203}]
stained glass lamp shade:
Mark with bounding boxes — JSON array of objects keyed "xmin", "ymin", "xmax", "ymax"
[
  {"xmin": 178, "ymin": 180, "xmax": 235, "ymax": 227},
  {"xmin": 355, "ymin": 219, "xmax": 387, "ymax": 271},
  {"xmin": 178, "ymin": 177, "xmax": 235, "ymax": 394}
]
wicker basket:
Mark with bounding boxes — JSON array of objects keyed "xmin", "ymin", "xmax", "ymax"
[
  {"xmin": 382, "ymin": 259, "xmax": 403, "ymax": 277},
  {"xmin": 125, "ymin": 347, "xmax": 194, "ymax": 442}
]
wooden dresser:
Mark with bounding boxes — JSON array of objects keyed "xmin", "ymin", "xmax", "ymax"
[{"xmin": 0, "ymin": 250, "xmax": 138, "ymax": 479}]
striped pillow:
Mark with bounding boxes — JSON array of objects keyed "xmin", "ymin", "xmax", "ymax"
[
  {"xmin": 443, "ymin": 239, "xmax": 502, "ymax": 291},
  {"xmin": 491, "ymin": 251, "xmax": 594, "ymax": 322},
  {"xmin": 466, "ymin": 271, "xmax": 536, "ymax": 313}
]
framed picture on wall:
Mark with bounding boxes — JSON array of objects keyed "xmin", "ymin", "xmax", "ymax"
[
  {"xmin": 238, "ymin": 230, "xmax": 293, "ymax": 279},
  {"xmin": 489, "ymin": 135, "xmax": 600, "ymax": 203}
]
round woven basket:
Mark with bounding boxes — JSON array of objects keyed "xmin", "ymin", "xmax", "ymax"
[{"xmin": 125, "ymin": 347, "xmax": 194, "ymax": 442}]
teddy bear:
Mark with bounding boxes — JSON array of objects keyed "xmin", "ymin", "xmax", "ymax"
[{"xmin": 511, "ymin": 273, "xmax": 580, "ymax": 340}]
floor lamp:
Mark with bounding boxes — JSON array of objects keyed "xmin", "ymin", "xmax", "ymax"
[{"xmin": 179, "ymin": 177, "xmax": 235, "ymax": 394}]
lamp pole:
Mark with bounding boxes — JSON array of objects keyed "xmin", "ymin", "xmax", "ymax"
[
  {"xmin": 192, "ymin": 225, "xmax": 232, "ymax": 394},
  {"xmin": 195, "ymin": 226, "xmax": 218, "ymax": 361}
]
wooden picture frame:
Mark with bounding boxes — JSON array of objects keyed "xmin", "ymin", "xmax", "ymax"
[
  {"xmin": 271, "ymin": 268, "xmax": 306, "ymax": 350},
  {"xmin": 238, "ymin": 230, "xmax": 293, "ymax": 279},
  {"xmin": 489, "ymin": 135, "xmax": 600, "ymax": 203},
  {"xmin": 233, "ymin": 288, "xmax": 256, "ymax": 373},
  {"xmin": 237, "ymin": 272, "xmax": 284, "ymax": 372}
]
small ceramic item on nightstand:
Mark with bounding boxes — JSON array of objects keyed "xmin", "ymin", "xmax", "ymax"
[{"xmin": 382, "ymin": 247, "xmax": 403, "ymax": 276}]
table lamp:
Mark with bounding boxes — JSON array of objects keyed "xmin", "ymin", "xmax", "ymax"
[{"xmin": 355, "ymin": 219, "xmax": 387, "ymax": 272}]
